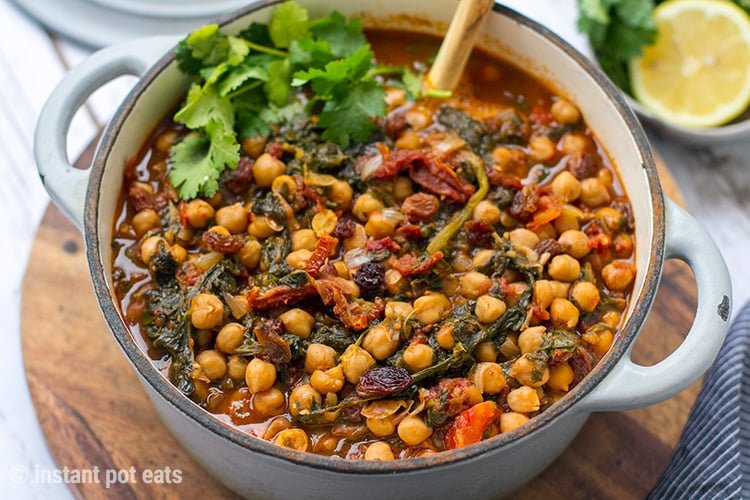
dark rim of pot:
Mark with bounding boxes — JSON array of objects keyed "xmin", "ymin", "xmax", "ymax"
[{"xmin": 85, "ymin": 0, "xmax": 664, "ymax": 474}]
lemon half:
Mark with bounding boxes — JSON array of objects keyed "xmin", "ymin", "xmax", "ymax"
[{"xmin": 630, "ymin": 0, "xmax": 750, "ymax": 128}]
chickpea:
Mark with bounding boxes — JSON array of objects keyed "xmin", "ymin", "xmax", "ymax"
[
  {"xmin": 243, "ymin": 358, "xmax": 275, "ymax": 393},
  {"xmin": 500, "ymin": 412, "xmax": 530, "ymax": 433},
  {"xmin": 274, "ymin": 428, "xmax": 309, "ymax": 452},
  {"xmin": 550, "ymin": 298, "xmax": 580, "ymax": 329},
  {"xmin": 253, "ymin": 153, "xmax": 286, "ymax": 188},
  {"xmin": 535, "ymin": 223, "xmax": 557, "ymax": 241},
  {"xmin": 551, "ymin": 171, "xmax": 581, "ymax": 203},
  {"xmin": 471, "ymin": 249, "xmax": 495, "ymax": 270},
  {"xmin": 367, "ymin": 416, "xmax": 396, "ymax": 437},
  {"xmin": 460, "ymin": 271, "xmax": 492, "ymax": 299},
  {"xmin": 170, "ymin": 244, "xmax": 187, "ymax": 264},
  {"xmin": 305, "ymin": 343, "xmax": 338, "ymax": 373},
  {"xmin": 288, "ymin": 384, "xmax": 323, "ymax": 418},
  {"xmin": 551, "ymin": 98, "xmax": 581, "ymax": 124},
  {"xmin": 384, "ymin": 269, "xmax": 407, "ymax": 295},
  {"xmin": 385, "ymin": 301, "xmax": 413, "ymax": 321},
  {"xmin": 534, "ymin": 280, "xmax": 554, "ymax": 310},
  {"xmin": 393, "ymin": 176, "xmax": 414, "ymax": 201},
  {"xmin": 473, "ymin": 200, "xmax": 502, "ymax": 225},
  {"xmin": 190, "ymin": 293, "xmax": 224, "ymax": 329},
  {"xmin": 560, "ymin": 133, "xmax": 590, "ymax": 156},
  {"xmin": 396, "ymin": 129, "xmax": 421, "ymax": 149},
  {"xmin": 548, "ymin": 254, "xmax": 581, "ymax": 282},
  {"xmin": 155, "ymin": 130, "xmax": 179, "ymax": 152},
  {"xmin": 602, "ymin": 311, "xmax": 621, "ymax": 329},
  {"xmin": 323, "ymin": 179, "xmax": 353, "ymax": 208},
  {"xmin": 508, "ymin": 228, "xmax": 540, "ymax": 250},
  {"xmin": 580, "ymin": 178, "xmax": 611, "ymax": 207},
  {"xmin": 343, "ymin": 223, "xmax": 368, "ymax": 250},
  {"xmin": 602, "ymin": 260, "xmax": 636, "ymax": 291},
  {"xmin": 132, "ymin": 209, "xmax": 160, "ymax": 237},
  {"xmin": 413, "ymin": 293, "xmax": 452, "ymax": 324},
  {"xmin": 570, "ymin": 281, "xmax": 600, "ymax": 312},
  {"xmin": 365, "ymin": 441, "xmax": 395, "ymax": 461},
  {"xmin": 553, "ymin": 205, "xmax": 583, "ymax": 233},
  {"xmin": 547, "ymin": 362, "xmax": 574, "ymax": 392},
  {"xmin": 212, "ymin": 204, "xmax": 247, "ymax": 234},
  {"xmin": 550, "ymin": 280, "xmax": 571, "ymax": 299},
  {"xmin": 352, "ymin": 193, "xmax": 384, "ymax": 221},
  {"xmin": 397, "ymin": 415, "xmax": 433, "ymax": 446},
  {"xmin": 528, "ymin": 135, "xmax": 556, "ymax": 163},
  {"xmin": 509, "ymin": 355, "xmax": 550, "ymax": 387},
  {"xmin": 216, "ymin": 322, "xmax": 245, "ymax": 353},
  {"xmin": 291, "ymin": 229, "xmax": 317, "ymax": 252},
  {"xmin": 362, "ymin": 324, "xmax": 400, "ymax": 361},
  {"xmin": 195, "ymin": 350, "xmax": 227, "ymax": 381},
  {"xmin": 286, "ymin": 249, "xmax": 312, "ymax": 270},
  {"xmin": 596, "ymin": 207, "xmax": 624, "ymax": 232},
  {"xmin": 310, "ymin": 365, "xmax": 345, "ymax": 394},
  {"xmin": 140, "ymin": 236, "xmax": 166, "ymax": 264},
  {"xmin": 366, "ymin": 211, "xmax": 397, "ymax": 239},
  {"xmin": 475, "ymin": 295, "xmax": 507, "ymax": 323},
  {"xmin": 207, "ymin": 225, "xmax": 230, "ymax": 237},
  {"xmin": 227, "ymin": 355, "xmax": 248, "ymax": 380},
  {"xmin": 193, "ymin": 380, "xmax": 209, "ymax": 403},
  {"xmin": 593, "ymin": 329, "xmax": 614, "ymax": 356},
  {"xmin": 253, "ymin": 387, "xmax": 286, "ymax": 417},
  {"xmin": 436, "ymin": 324, "xmax": 455, "ymax": 350},
  {"xmin": 185, "ymin": 199, "xmax": 214, "ymax": 228},
  {"xmin": 403, "ymin": 344, "xmax": 434, "ymax": 372},
  {"xmin": 613, "ymin": 233, "xmax": 634, "ymax": 258},
  {"xmin": 238, "ymin": 240, "xmax": 262, "ymax": 268},
  {"xmin": 279, "ymin": 308, "xmax": 315, "ymax": 339},
  {"xmin": 475, "ymin": 341, "xmax": 499, "ymax": 362},
  {"xmin": 248, "ymin": 216, "xmax": 279, "ymax": 239},
  {"xmin": 472, "ymin": 362, "xmax": 506, "ymax": 394},
  {"xmin": 558, "ymin": 230, "xmax": 590, "ymax": 259},
  {"xmin": 240, "ymin": 135, "xmax": 267, "ymax": 158},
  {"xmin": 340, "ymin": 344, "xmax": 376, "ymax": 384},
  {"xmin": 519, "ymin": 326, "xmax": 546, "ymax": 354},
  {"xmin": 507, "ymin": 386, "xmax": 541, "ymax": 413}
]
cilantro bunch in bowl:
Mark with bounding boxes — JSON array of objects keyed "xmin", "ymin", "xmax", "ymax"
[{"xmin": 169, "ymin": 0, "xmax": 430, "ymax": 200}]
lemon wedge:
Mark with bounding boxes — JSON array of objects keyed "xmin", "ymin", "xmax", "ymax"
[{"xmin": 630, "ymin": 0, "xmax": 750, "ymax": 128}]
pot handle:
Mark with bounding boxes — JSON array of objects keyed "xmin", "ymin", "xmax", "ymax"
[
  {"xmin": 578, "ymin": 198, "xmax": 731, "ymax": 412},
  {"xmin": 34, "ymin": 36, "xmax": 177, "ymax": 232}
]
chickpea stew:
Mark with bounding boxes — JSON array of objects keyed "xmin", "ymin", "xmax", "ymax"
[{"xmin": 112, "ymin": 3, "xmax": 636, "ymax": 461}]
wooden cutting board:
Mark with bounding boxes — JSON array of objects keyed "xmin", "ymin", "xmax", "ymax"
[{"xmin": 21, "ymin": 147, "xmax": 696, "ymax": 499}]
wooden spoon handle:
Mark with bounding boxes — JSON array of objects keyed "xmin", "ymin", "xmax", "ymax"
[{"xmin": 427, "ymin": 0, "xmax": 494, "ymax": 92}]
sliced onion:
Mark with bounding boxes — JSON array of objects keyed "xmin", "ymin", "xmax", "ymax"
[
  {"xmin": 223, "ymin": 292, "xmax": 250, "ymax": 319},
  {"xmin": 360, "ymin": 399, "xmax": 410, "ymax": 419},
  {"xmin": 357, "ymin": 153, "xmax": 383, "ymax": 181},
  {"xmin": 380, "ymin": 208, "xmax": 405, "ymax": 226},
  {"xmin": 344, "ymin": 248, "xmax": 372, "ymax": 269},
  {"xmin": 192, "ymin": 251, "xmax": 223, "ymax": 271},
  {"xmin": 434, "ymin": 133, "xmax": 466, "ymax": 155}
]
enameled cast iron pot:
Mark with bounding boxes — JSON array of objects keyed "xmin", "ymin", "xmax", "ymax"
[{"xmin": 34, "ymin": 1, "xmax": 733, "ymax": 498}]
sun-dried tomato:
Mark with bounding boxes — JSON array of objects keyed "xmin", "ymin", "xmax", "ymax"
[
  {"xmin": 570, "ymin": 348, "xmax": 595, "ymax": 387},
  {"xmin": 464, "ymin": 220, "xmax": 494, "ymax": 248},
  {"xmin": 383, "ymin": 111, "xmax": 407, "ymax": 138},
  {"xmin": 225, "ymin": 156, "xmax": 254, "ymax": 194},
  {"xmin": 392, "ymin": 251, "xmax": 444, "ymax": 277},
  {"xmin": 365, "ymin": 237, "xmax": 401, "ymax": 254},
  {"xmin": 306, "ymin": 234, "xmax": 338, "ymax": 278},
  {"xmin": 396, "ymin": 224, "xmax": 423, "ymax": 241},
  {"xmin": 293, "ymin": 175, "xmax": 326, "ymax": 213},
  {"xmin": 509, "ymin": 184, "xmax": 540, "ymax": 222},
  {"xmin": 445, "ymin": 401, "xmax": 498, "ymax": 449},
  {"xmin": 266, "ymin": 142, "xmax": 284, "ymax": 159},
  {"xmin": 486, "ymin": 170, "xmax": 524, "ymax": 190},
  {"xmin": 527, "ymin": 195, "xmax": 562, "ymax": 231},
  {"xmin": 248, "ymin": 284, "xmax": 317, "ymax": 310},
  {"xmin": 401, "ymin": 192, "xmax": 439, "ymax": 222},
  {"xmin": 356, "ymin": 366, "xmax": 412, "ymax": 398},
  {"xmin": 202, "ymin": 231, "xmax": 244, "ymax": 254},
  {"xmin": 314, "ymin": 279, "xmax": 384, "ymax": 330},
  {"xmin": 254, "ymin": 318, "xmax": 291, "ymax": 364},
  {"xmin": 176, "ymin": 263, "xmax": 203, "ymax": 287}
]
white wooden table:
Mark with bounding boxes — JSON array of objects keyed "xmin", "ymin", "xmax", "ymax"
[{"xmin": 0, "ymin": 0, "xmax": 746, "ymax": 497}]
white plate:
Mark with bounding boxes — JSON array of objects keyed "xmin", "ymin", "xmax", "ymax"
[{"xmin": 12, "ymin": 0, "xmax": 232, "ymax": 47}]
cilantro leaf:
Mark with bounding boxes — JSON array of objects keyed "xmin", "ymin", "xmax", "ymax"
[
  {"xmin": 317, "ymin": 80, "xmax": 385, "ymax": 147},
  {"xmin": 169, "ymin": 120, "xmax": 240, "ymax": 199},
  {"xmin": 217, "ymin": 63, "xmax": 268, "ymax": 97},
  {"xmin": 308, "ymin": 11, "xmax": 367, "ymax": 57},
  {"xmin": 174, "ymin": 82, "xmax": 235, "ymax": 132},
  {"xmin": 269, "ymin": 1, "xmax": 309, "ymax": 49},
  {"xmin": 292, "ymin": 44, "xmax": 373, "ymax": 96},
  {"xmin": 289, "ymin": 37, "xmax": 336, "ymax": 69},
  {"xmin": 238, "ymin": 22, "xmax": 273, "ymax": 46}
]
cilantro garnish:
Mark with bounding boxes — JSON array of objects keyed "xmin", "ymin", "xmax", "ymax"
[{"xmin": 168, "ymin": 0, "xmax": 432, "ymax": 200}]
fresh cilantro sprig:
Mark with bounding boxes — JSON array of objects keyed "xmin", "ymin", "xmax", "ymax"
[{"xmin": 169, "ymin": 0, "xmax": 433, "ymax": 200}]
